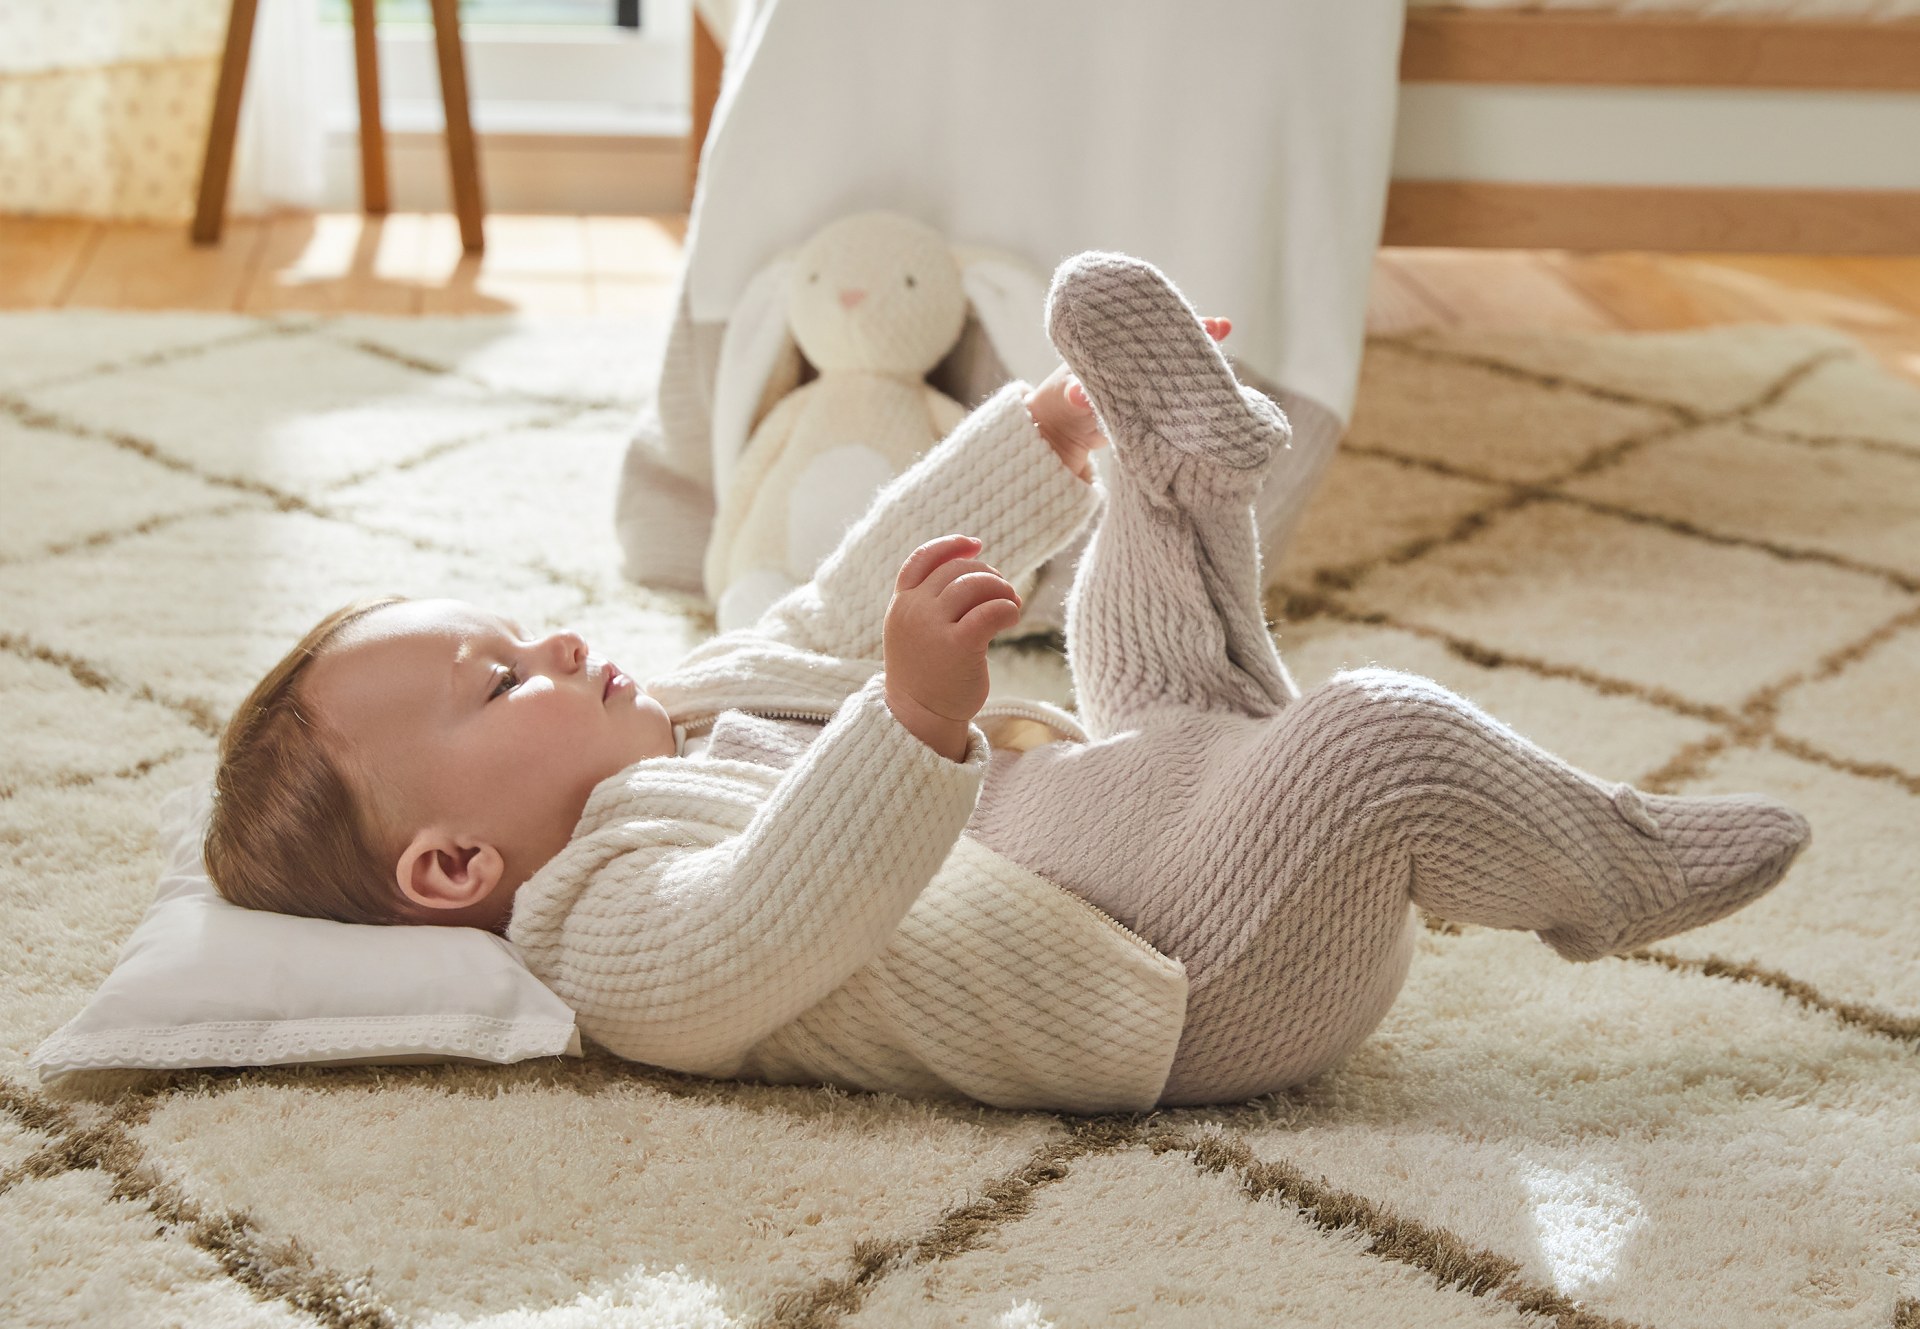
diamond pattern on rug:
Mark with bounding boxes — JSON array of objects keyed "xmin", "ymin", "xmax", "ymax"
[
  {"xmin": 131, "ymin": 1072, "xmax": 1060, "ymax": 1325},
  {"xmin": 1348, "ymin": 501, "xmax": 1911, "ymax": 710},
  {"xmin": 1234, "ymin": 925, "xmax": 1920, "ymax": 1325},
  {"xmin": 0, "ymin": 414, "xmax": 236, "ymax": 562},
  {"xmin": 845, "ymin": 1146, "xmax": 1548, "ymax": 1327},
  {"xmin": 1773, "ymin": 620, "xmax": 1920, "ymax": 776},
  {"xmin": 1268, "ymin": 449, "xmax": 1506, "ymax": 589},
  {"xmin": 1748, "ymin": 350, "xmax": 1920, "ymax": 447},
  {"xmin": 18, "ymin": 330, "xmax": 557, "ymax": 499},
  {"xmin": 1347, "ymin": 341, "xmax": 1675, "ymax": 483},
  {"xmin": 1562, "ymin": 420, "xmax": 1920, "ymax": 581},
  {"xmin": 0, "ymin": 651, "xmax": 205, "ymax": 795}
]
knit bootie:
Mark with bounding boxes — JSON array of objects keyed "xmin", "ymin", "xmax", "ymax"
[
  {"xmin": 1044, "ymin": 251, "xmax": 1291, "ymax": 500},
  {"xmin": 1537, "ymin": 785, "xmax": 1812, "ymax": 961}
]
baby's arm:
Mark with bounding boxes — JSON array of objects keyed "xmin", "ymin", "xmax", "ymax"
[
  {"xmin": 507, "ymin": 672, "xmax": 987, "ymax": 1079},
  {"xmin": 750, "ymin": 378, "xmax": 1101, "ymax": 662}
]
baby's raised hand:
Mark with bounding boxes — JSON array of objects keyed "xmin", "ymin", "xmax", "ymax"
[
  {"xmin": 1024, "ymin": 316, "xmax": 1231, "ymax": 481},
  {"xmin": 882, "ymin": 534, "xmax": 1022, "ymax": 762}
]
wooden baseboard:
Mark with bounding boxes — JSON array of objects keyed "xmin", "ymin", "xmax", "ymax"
[
  {"xmin": 1401, "ymin": 10, "xmax": 1920, "ymax": 91},
  {"xmin": 1383, "ymin": 181, "xmax": 1920, "ymax": 254}
]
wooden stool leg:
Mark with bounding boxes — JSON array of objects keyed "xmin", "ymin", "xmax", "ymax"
[
  {"xmin": 689, "ymin": 9, "xmax": 724, "ymax": 206},
  {"xmin": 191, "ymin": 0, "xmax": 261, "ymax": 246},
  {"xmin": 429, "ymin": 0, "xmax": 485, "ymax": 254},
  {"xmin": 350, "ymin": 0, "xmax": 389, "ymax": 214}
]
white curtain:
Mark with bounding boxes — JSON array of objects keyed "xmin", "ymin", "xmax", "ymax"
[
  {"xmin": 0, "ymin": 0, "xmax": 322, "ymax": 222},
  {"xmin": 230, "ymin": 0, "xmax": 325, "ymax": 216}
]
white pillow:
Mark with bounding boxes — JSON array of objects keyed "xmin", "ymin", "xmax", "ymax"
[{"xmin": 29, "ymin": 781, "xmax": 582, "ymax": 1082}]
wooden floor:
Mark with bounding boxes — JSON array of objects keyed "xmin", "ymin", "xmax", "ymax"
[{"xmin": 3, "ymin": 212, "xmax": 1918, "ymax": 384}]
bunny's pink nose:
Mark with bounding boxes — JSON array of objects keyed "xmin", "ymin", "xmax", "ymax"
[{"xmin": 839, "ymin": 289, "xmax": 867, "ymax": 310}]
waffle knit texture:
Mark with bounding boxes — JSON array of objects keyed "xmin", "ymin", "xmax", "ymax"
[
  {"xmin": 969, "ymin": 251, "xmax": 1812, "ymax": 1105},
  {"xmin": 507, "ymin": 383, "xmax": 1192, "ymax": 1115}
]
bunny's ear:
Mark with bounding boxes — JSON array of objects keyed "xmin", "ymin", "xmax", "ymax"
[
  {"xmin": 953, "ymin": 245, "xmax": 1057, "ymax": 387},
  {"xmin": 710, "ymin": 249, "xmax": 801, "ymax": 498}
]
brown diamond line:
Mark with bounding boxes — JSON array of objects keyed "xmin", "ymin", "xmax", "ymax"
[{"xmin": 5, "ymin": 321, "xmax": 1919, "ymax": 1328}]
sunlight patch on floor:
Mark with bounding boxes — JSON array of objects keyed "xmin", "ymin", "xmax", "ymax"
[{"xmin": 1522, "ymin": 1160, "xmax": 1647, "ymax": 1298}]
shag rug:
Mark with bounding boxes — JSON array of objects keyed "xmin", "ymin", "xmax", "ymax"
[{"xmin": 3, "ymin": 307, "xmax": 1919, "ymax": 1329}]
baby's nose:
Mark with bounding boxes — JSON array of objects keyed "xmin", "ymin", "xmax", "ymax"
[{"xmin": 838, "ymin": 288, "xmax": 866, "ymax": 310}]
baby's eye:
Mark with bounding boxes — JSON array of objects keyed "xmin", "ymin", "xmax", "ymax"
[{"xmin": 489, "ymin": 666, "xmax": 520, "ymax": 701}]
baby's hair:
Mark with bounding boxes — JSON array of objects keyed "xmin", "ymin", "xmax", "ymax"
[{"xmin": 204, "ymin": 595, "xmax": 415, "ymax": 926}]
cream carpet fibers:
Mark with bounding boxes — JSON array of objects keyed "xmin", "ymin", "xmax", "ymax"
[{"xmin": 4, "ymin": 309, "xmax": 1919, "ymax": 1328}]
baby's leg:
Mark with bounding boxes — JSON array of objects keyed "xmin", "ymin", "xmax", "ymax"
[
  {"xmin": 1044, "ymin": 252, "xmax": 1302, "ymax": 739},
  {"xmin": 978, "ymin": 664, "xmax": 1813, "ymax": 1106},
  {"xmin": 1144, "ymin": 667, "xmax": 1811, "ymax": 1104}
]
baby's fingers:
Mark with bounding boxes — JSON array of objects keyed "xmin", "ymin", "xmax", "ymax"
[
  {"xmin": 897, "ymin": 534, "xmax": 982, "ymax": 592},
  {"xmin": 955, "ymin": 594, "xmax": 1022, "ymax": 650}
]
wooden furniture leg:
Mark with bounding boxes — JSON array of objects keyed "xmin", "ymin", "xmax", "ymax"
[
  {"xmin": 191, "ymin": 0, "xmax": 261, "ymax": 245},
  {"xmin": 689, "ymin": 9, "xmax": 724, "ymax": 204},
  {"xmin": 429, "ymin": 0, "xmax": 486, "ymax": 254},
  {"xmin": 350, "ymin": 0, "xmax": 389, "ymax": 214}
]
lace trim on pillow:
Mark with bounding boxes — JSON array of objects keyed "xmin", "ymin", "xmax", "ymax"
[{"xmin": 30, "ymin": 1014, "xmax": 582, "ymax": 1079}]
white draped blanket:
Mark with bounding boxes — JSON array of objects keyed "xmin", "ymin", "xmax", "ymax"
[{"xmin": 690, "ymin": 0, "xmax": 1405, "ymax": 426}]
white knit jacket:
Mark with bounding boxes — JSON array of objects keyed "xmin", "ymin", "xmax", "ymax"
[{"xmin": 507, "ymin": 383, "xmax": 1190, "ymax": 1113}]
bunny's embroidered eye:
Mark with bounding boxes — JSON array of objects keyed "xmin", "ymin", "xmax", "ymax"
[
  {"xmin": 904, "ymin": 274, "xmax": 917, "ymax": 289},
  {"xmin": 809, "ymin": 273, "xmax": 819, "ymax": 284}
]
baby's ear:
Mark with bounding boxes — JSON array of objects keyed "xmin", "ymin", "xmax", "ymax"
[{"xmin": 396, "ymin": 830, "xmax": 504, "ymax": 915}]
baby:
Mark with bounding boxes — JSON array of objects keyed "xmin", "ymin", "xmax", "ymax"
[{"xmin": 206, "ymin": 253, "xmax": 1812, "ymax": 1113}]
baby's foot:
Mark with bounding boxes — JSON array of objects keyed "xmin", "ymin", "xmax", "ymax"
[
  {"xmin": 1044, "ymin": 252, "xmax": 1290, "ymax": 495},
  {"xmin": 1538, "ymin": 787, "xmax": 1812, "ymax": 961}
]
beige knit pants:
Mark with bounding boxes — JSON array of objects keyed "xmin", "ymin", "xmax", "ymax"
[
  {"xmin": 967, "ymin": 252, "xmax": 1810, "ymax": 1108},
  {"xmin": 968, "ymin": 462, "xmax": 1689, "ymax": 1105}
]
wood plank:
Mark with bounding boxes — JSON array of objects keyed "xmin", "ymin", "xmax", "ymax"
[
  {"xmin": 242, "ymin": 213, "xmax": 417, "ymax": 314},
  {"xmin": 1820, "ymin": 258, "xmax": 1920, "ymax": 319},
  {"xmin": 591, "ymin": 279, "xmax": 677, "ymax": 319},
  {"xmin": 1844, "ymin": 328, "xmax": 1920, "ymax": 389},
  {"xmin": 1365, "ymin": 253, "xmax": 1452, "ymax": 335},
  {"xmin": 1384, "ymin": 181, "xmax": 1920, "ymax": 256},
  {"xmin": 1401, "ymin": 10, "xmax": 1920, "ymax": 91},
  {"xmin": 1541, "ymin": 253, "xmax": 1782, "ymax": 330},
  {"xmin": 1384, "ymin": 249, "xmax": 1616, "ymax": 332},
  {"xmin": 416, "ymin": 214, "xmax": 588, "ymax": 314},
  {"xmin": 66, "ymin": 220, "xmax": 269, "ymax": 310},
  {"xmin": 0, "ymin": 218, "xmax": 98, "ymax": 309},
  {"xmin": 582, "ymin": 215, "xmax": 684, "ymax": 281},
  {"xmin": 1668, "ymin": 255, "xmax": 1915, "ymax": 331}
]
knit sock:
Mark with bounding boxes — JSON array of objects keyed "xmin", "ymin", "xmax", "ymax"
[
  {"xmin": 1534, "ymin": 787, "xmax": 1812, "ymax": 960},
  {"xmin": 1044, "ymin": 251, "xmax": 1292, "ymax": 505}
]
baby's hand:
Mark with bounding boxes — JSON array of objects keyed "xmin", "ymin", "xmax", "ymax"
[
  {"xmin": 882, "ymin": 534, "xmax": 1021, "ymax": 762},
  {"xmin": 1024, "ymin": 316, "xmax": 1231, "ymax": 481}
]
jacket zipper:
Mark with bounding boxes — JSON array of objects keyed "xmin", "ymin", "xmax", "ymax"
[{"xmin": 1041, "ymin": 874, "xmax": 1164, "ymax": 953}]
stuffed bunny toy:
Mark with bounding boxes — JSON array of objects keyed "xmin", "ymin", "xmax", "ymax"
[{"xmin": 703, "ymin": 210, "xmax": 1060, "ymax": 633}]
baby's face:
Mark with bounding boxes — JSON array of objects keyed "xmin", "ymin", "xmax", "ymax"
[{"xmin": 303, "ymin": 599, "xmax": 675, "ymax": 899}]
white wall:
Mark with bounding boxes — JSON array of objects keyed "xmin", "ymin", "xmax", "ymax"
[{"xmin": 1393, "ymin": 84, "xmax": 1920, "ymax": 189}]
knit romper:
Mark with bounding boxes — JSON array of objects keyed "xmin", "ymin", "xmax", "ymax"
[{"xmin": 958, "ymin": 253, "xmax": 1811, "ymax": 1110}]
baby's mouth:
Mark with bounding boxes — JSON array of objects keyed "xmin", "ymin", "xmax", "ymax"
[{"xmin": 602, "ymin": 663, "xmax": 623, "ymax": 701}]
